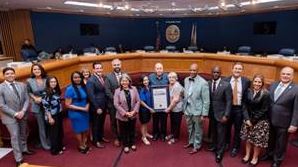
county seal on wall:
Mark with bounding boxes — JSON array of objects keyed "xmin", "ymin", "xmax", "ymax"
[{"xmin": 166, "ymin": 24, "xmax": 180, "ymax": 43}]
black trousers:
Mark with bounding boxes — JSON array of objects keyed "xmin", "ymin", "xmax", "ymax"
[
  {"xmin": 118, "ymin": 119, "xmax": 136, "ymax": 147},
  {"xmin": 49, "ymin": 112, "xmax": 64, "ymax": 155},
  {"xmin": 226, "ymin": 106, "xmax": 243, "ymax": 149},
  {"xmin": 170, "ymin": 112, "xmax": 183, "ymax": 139},
  {"xmin": 209, "ymin": 113, "xmax": 227, "ymax": 156},
  {"xmin": 153, "ymin": 112, "xmax": 167, "ymax": 138},
  {"xmin": 267, "ymin": 126, "xmax": 289, "ymax": 163},
  {"xmin": 107, "ymin": 103, "xmax": 119, "ymax": 140},
  {"xmin": 92, "ymin": 110, "xmax": 106, "ymax": 143}
]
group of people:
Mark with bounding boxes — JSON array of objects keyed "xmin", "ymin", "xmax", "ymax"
[{"xmin": 0, "ymin": 58, "xmax": 297, "ymax": 167}]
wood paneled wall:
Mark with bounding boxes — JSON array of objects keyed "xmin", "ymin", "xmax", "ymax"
[{"xmin": 0, "ymin": 10, "xmax": 34, "ymax": 60}]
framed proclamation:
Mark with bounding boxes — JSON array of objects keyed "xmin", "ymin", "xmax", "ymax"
[{"xmin": 151, "ymin": 85, "xmax": 170, "ymax": 112}]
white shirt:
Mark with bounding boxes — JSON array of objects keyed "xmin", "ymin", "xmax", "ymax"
[
  {"xmin": 4, "ymin": 80, "xmax": 19, "ymax": 92},
  {"xmin": 230, "ymin": 76, "xmax": 243, "ymax": 105}
]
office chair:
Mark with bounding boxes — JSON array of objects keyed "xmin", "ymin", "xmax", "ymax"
[
  {"xmin": 187, "ymin": 46, "xmax": 198, "ymax": 52},
  {"xmin": 278, "ymin": 48, "xmax": 296, "ymax": 57},
  {"xmin": 144, "ymin": 46, "xmax": 155, "ymax": 52},
  {"xmin": 105, "ymin": 47, "xmax": 117, "ymax": 53},
  {"xmin": 237, "ymin": 46, "xmax": 251, "ymax": 55},
  {"xmin": 165, "ymin": 45, "xmax": 177, "ymax": 52}
]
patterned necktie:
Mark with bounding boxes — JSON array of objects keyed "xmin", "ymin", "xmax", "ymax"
[
  {"xmin": 212, "ymin": 80, "xmax": 217, "ymax": 93},
  {"xmin": 274, "ymin": 84, "xmax": 284, "ymax": 101},
  {"xmin": 11, "ymin": 83, "xmax": 20, "ymax": 100},
  {"xmin": 233, "ymin": 78, "xmax": 238, "ymax": 105}
]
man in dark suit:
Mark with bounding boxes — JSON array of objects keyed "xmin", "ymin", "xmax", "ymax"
[
  {"xmin": 86, "ymin": 62, "xmax": 107, "ymax": 148},
  {"xmin": 105, "ymin": 58, "xmax": 124, "ymax": 147},
  {"xmin": 0, "ymin": 67, "xmax": 32, "ymax": 167},
  {"xmin": 224, "ymin": 62, "xmax": 250, "ymax": 157},
  {"xmin": 207, "ymin": 66, "xmax": 232, "ymax": 163},
  {"xmin": 261, "ymin": 66, "xmax": 298, "ymax": 167}
]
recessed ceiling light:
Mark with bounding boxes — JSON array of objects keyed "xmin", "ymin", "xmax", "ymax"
[
  {"xmin": 46, "ymin": 6, "xmax": 52, "ymax": 10},
  {"xmin": 79, "ymin": 9, "xmax": 84, "ymax": 12}
]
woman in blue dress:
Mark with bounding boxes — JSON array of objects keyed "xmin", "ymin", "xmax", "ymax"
[
  {"xmin": 139, "ymin": 75, "xmax": 154, "ymax": 145},
  {"xmin": 65, "ymin": 71, "xmax": 90, "ymax": 154}
]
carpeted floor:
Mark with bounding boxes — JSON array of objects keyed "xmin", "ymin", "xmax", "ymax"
[{"xmin": 0, "ymin": 116, "xmax": 298, "ymax": 167}]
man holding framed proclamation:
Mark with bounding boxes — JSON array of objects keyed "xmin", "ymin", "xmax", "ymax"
[
  {"xmin": 151, "ymin": 85, "xmax": 170, "ymax": 112},
  {"xmin": 149, "ymin": 63, "xmax": 169, "ymax": 141}
]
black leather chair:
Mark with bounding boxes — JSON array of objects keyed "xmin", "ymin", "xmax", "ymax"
[
  {"xmin": 144, "ymin": 46, "xmax": 155, "ymax": 52},
  {"xmin": 237, "ymin": 46, "xmax": 251, "ymax": 55},
  {"xmin": 165, "ymin": 45, "xmax": 177, "ymax": 52},
  {"xmin": 187, "ymin": 46, "xmax": 198, "ymax": 52},
  {"xmin": 278, "ymin": 48, "xmax": 296, "ymax": 57}
]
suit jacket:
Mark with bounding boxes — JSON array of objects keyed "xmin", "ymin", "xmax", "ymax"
[
  {"xmin": 223, "ymin": 76, "xmax": 251, "ymax": 106},
  {"xmin": 86, "ymin": 74, "xmax": 107, "ymax": 111},
  {"xmin": 269, "ymin": 82, "xmax": 298, "ymax": 128},
  {"xmin": 243, "ymin": 89, "xmax": 270, "ymax": 124},
  {"xmin": 0, "ymin": 81, "xmax": 29, "ymax": 124},
  {"xmin": 208, "ymin": 78, "xmax": 232, "ymax": 121},
  {"xmin": 183, "ymin": 75, "xmax": 210, "ymax": 116},
  {"xmin": 105, "ymin": 72, "xmax": 126, "ymax": 105},
  {"xmin": 114, "ymin": 86, "xmax": 140, "ymax": 121}
]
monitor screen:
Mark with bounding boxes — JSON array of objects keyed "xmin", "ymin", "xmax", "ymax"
[
  {"xmin": 80, "ymin": 24, "xmax": 99, "ymax": 36},
  {"xmin": 253, "ymin": 21, "xmax": 276, "ymax": 35}
]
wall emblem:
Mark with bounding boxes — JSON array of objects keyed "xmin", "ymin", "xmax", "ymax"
[{"xmin": 166, "ymin": 24, "xmax": 180, "ymax": 43}]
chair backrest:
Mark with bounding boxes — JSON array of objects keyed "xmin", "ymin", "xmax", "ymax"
[
  {"xmin": 187, "ymin": 46, "xmax": 198, "ymax": 52},
  {"xmin": 237, "ymin": 46, "xmax": 251, "ymax": 55},
  {"xmin": 165, "ymin": 45, "xmax": 176, "ymax": 52},
  {"xmin": 83, "ymin": 47, "xmax": 96, "ymax": 53},
  {"xmin": 278, "ymin": 48, "xmax": 296, "ymax": 57},
  {"xmin": 105, "ymin": 47, "xmax": 116, "ymax": 53},
  {"xmin": 144, "ymin": 46, "xmax": 154, "ymax": 52},
  {"xmin": 20, "ymin": 49, "xmax": 38, "ymax": 61}
]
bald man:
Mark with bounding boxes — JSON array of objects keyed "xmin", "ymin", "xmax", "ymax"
[
  {"xmin": 148, "ymin": 62, "xmax": 169, "ymax": 141},
  {"xmin": 262, "ymin": 67, "xmax": 298, "ymax": 167},
  {"xmin": 183, "ymin": 63, "xmax": 210, "ymax": 154}
]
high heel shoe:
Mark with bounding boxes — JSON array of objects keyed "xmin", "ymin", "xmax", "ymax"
[
  {"xmin": 142, "ymin": 137, "xmax": 151, "ymax": 145},
  {"xmin": 249, "ymin": 159, "xmax": 259, "ymax": 166},
  {"xmin": 241, "ymin": 158, "xmax": 250, "ymax": 164}
]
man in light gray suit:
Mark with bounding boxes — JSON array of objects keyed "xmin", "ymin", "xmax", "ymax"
[
  {"xmin": 0, "ymin": 67, "xmax": 31, "ymax": 167},
  {"xmin": 183, "ymin": 63, "xmax": 210, "ymax": 154}
]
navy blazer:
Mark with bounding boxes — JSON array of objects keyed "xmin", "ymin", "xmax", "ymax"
[
  {"xmin": 223, "ymin": 76, "xmax": 251, "ymax": 106},
  {"xmin": 86, "ymin": 75, "xmax": 107, "ymax": 111},
  {"xmin": 269, "ymin": 82, "xmax": 298, "ymax": 128}
]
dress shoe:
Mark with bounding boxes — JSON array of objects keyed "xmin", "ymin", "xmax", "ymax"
[
  {"xmin": 114, "ymin": 139, "xmax": 120, "ymax": 147},
  {"xmin": 183, "ymin": 143, "xmax": 193, "ymax": 149},
  {"xmin": 230, "ymin": 148, "xmax": 238, "ymax": 157},
  {"xmin": 215, "ymin": 154, "xmax": 223, "ymax": 163},
  {"xmin": 271, "ymin": 161, "xmax": 281, "ymax": 167},
  {"xmin": 188, "ymin": 148, "xmax": 198, "ymax": 154},
  {"xmin": 291, "ymin": 139, "xmax": 298, "ymax": 147},
  {"xmin": 152, "ymin": 135, "xmax": 159, "ymax": 141},
  {"xmin": 123, "ymin": 147, "xmax": 130, "ymax": 153},
  {"xmin": 260, "ymin": 154, "xmax": 273, "ymax": 161},
  {"xmin": 161, "ymin": 137, "xmax": 166, "ymax": 142},
  {"xmin": 22, "ymin": 150, "xmax": 35, "ymax": 155},
  {"xmin": 95, "ymin": 142, "xmax": 105, "ymax": 148},
  {"xmin": 207, "ymin": 146, "xmax": 216, "ymax": 152},
  {"xmin": 16, "ymin": 160, "xmax": 23, "ymax": 167},
  {"xmin": 131, "ymin": 145, "xmax": 137, "ymax": 151},
  {"xmin": 102, "ymin": 137, "xmax": 110, "ymax": 143}
]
